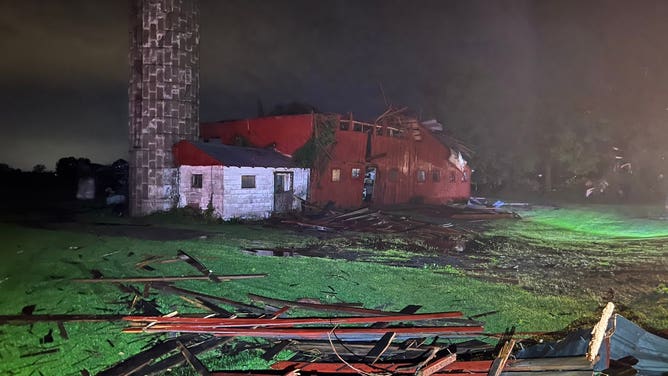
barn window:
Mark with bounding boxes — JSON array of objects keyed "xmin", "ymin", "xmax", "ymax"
[
  {"xmin": 417, "ymin": 170, "xmax": 426, "ymax": 183},
  {"xmin": 351, "ymin": 168, "xmax": 361, "ymax": 179},
  {"xmin": 432, "ymin": 169, "xmax": 441, "ymax": 182},
  {"xmin": 241, "ymin": 175, "xmax": 256, "ymax": 189},
  {"xmin": 191, "ymin": 174, "xmax": 203, "ymax": 188},
  {"xmin": 331, "ymin": 168, "xmax": 341, "ymax": 182},
  {"xmin": 389, "ymin": 168, "xmax": 399, "ymax": 182},
  {"xmin": 449, "ymin": 171, "xmax": 456, "ymax": 183}
]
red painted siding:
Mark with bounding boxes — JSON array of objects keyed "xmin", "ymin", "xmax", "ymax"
[
  {"xmin": 200, "ymin": 114, "xmax": 314, "ymax": 155},
  {"xmin": 196, "ymin": 113, "xmax": 470, "ymax": 208}
]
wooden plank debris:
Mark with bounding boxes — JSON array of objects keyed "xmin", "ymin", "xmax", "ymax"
[
  {"xmin": 418, "ymin": 352, "xmax": 457, "ymax": 376},
  {"xmin": 365, "ymin": 331, "xmax": 395, "ymax": 363},
  {"xmin": 262, "ymin": 340, "xmax": 292, "ymax": 361},
  {"xmin": 138, "ymin": 337, "xmax": 231, "ymax": 376},
  {"xmin": 123, "ymin": 310, "xmax": 468, "ymax": 328},
  {"xmin": 177, "ymin": 249, "xmax": 222, "ymax": 282},
  {"xmin": 124, "ymin": 325, "xmax": 484, "ymax": 340},
  {"xmin": 587, "ymin": 302, "xmax": 615, "ymax": 363},
  {"xmin": 177, "ymin": 341, "xmax": 211, "ymax": 376},
  {"xmin": 56, "ymin": 321, "xmax": 69, "ymax": 339},
  {"xmin": 97, "ymin": 335, "xmax": 199, "ymax": 376},
  {"xmin": 249, "ymin": 294, "xmax": 422, "ymax": 317},
  {"xmin": 487, "ymin": 339, "xmax": 515, "ymax": 376},
  {"xmin": 20, "ymin": 348, "xmax": 60, "ymax": 358},
  {"xmin": 0, "ymin": 314, "xmax": 127, "ymax": 324},
  {"xmin": 153, "ymin": 284, "xmax": 267, "ymax": 315},
  {"xmin": 72, "ymin": 273, "xmax": 267, "ymax": 283}
]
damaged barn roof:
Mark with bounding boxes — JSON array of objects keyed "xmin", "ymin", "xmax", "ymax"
[{"xmin": 175, "ymin": 141, "xmax": 298, "ymax": 168}]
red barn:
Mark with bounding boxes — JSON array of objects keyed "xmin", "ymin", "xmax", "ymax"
[{"xmin": 200, "ymin": 110, "xmax": 471, "ymax": 209}]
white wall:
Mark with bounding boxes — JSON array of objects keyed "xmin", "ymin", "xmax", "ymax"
[
  {"xmin": 177, "ymin": 165, "xmax": 309, "ymax": 220},
  {"xmin": 222, "ymin": 167, "xmax": 310, "ymax": 220},
  {"xmin": 177, "ymin": 166, "xmax": 224, "ymax": 217}
]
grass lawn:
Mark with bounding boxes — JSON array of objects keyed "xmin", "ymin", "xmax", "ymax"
[
  {"xmin": 0, "ymin": 220, "xmax": 599, "ymax": 375},
  {"xmin": 482, "ymin": 203, "xmax": 668, "ymax": 330},
  {"xmin": 488, "ymin": 204, "xmax": 668, "ymax": 246}
]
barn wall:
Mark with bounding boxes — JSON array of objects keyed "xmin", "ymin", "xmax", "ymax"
[
  {"xmin": 200, "ymin": 114, "xmax": 471, "ymax": 209},
  {"xmin": 200, "ymin": 114, "xmax": 314, "ymax": 155},
  {"xmin": 177, "ymin": 165, "xmax": 309, "ymax": 220},
  {"xmin": 177, "ymin": 165, "xmax": 224, "ymax": 217},
  {"xmin": 310, "ymin": 130, "xmax": 368, "ymax": 208},
  {"xmin": 311, "ymin": 123, "xmax": 470, "ymax": 208},
  {"xmin": 222, "ymin": 167, "xmax": 310, "ymax": 220}
]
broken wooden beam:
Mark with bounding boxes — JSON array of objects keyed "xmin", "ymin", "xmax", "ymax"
[
  {"xmin": 123, "ymin": 325, "xmax": 484, "ymax": 340},
  {"xmin": 249, "ymin": 294, "xmax": 416, "ymax": 316},
  {"xmin": 153, "ymin": 284, "xmax": 267, "ymax": 315},
  {"xmin": 0, "ymin": 314, "xmax": 127, "ymax": 324},
  {"xmin": 262, "ymin": 340, "xmax": 292, "ymax": 361},
  {"xmin": 20, "ymin": 347, "xmax": 60, "ymax": 358},
  {"xmin": 177, "ymin": 341, "xmax": 211, "ymax": 376},
  {"xmin": 365, "ymin": 332, "xmax": 396, "ymax": 364},
  {"xmin": 177, "ymin": 249, "xmax": 221, "ymax": 282},
  {"xmin": 587, "ymin": 302, "xmax": 615, "ymax": 363},
  {"xmin": 487, "ymin": 339, "xmax": 515, "ymax": 376},
  {"xmin": 56, "ymin": 321, "xmax": 69, "ymax": 339},
  {"xmin": 97, "ymin": 335, "xmax": 199, "ymax": 376},
  {"xmin": 139, "ymin": 337, "xmax": 232, "ymax": 376},
  {"xmin": 72, "ymin": 274, "xmax": 267, "ymax": 283},
  {"xmin": 123, "ymin": 310, "xmax": 468, "ymax": 328},
  {"xmin": 418, "ymin": 352, "xmax": 457, "ymax": 376}
]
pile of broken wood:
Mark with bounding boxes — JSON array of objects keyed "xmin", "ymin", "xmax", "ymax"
[
  {"xmin": 95, "ymin": 251, "xmax": 602, "ymax": 375},
  {"xmin": 279, "ymin": 204, "xmax": 517, "ymax": 242},
  {"xmin": 1, "ymin": 249, "xmax": 630, "ymax": 376},
  {"xmin": 280, "ymin": 206, "xmax": 469, "ymax": 246}
]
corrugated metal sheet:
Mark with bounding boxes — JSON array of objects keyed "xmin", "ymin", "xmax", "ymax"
[
  {"xmin": 609, "ymin": 314, "xmax": 668, "ymax": 376},
  {"xmin": 516, "ymin": 315, "xmax": 668, "ymax": 376}
]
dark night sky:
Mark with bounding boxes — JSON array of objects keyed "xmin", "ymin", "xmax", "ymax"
[{"xmin": 1, "ymin": 0, "xmax": 667, "ymax": 171}]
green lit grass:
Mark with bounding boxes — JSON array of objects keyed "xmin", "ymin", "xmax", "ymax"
[
  {"xmin": 0, "ymin": 223, "xmax": 597, "ymax": 375},
  {"xmin": 488, "ymin": 205, "xmax": 668, "ymax": 248}
]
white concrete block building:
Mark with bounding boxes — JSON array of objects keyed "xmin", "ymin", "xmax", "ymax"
[{"xmin": 173, "ymin": 141, "xmax": 309, "ymax": 220}]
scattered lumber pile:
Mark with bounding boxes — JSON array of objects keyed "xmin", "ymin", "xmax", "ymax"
[
  {"xmin": 100, "ymin": 298, "xmax": 634, "ymax": 376},
  {"xmin": 278, "ymin": 204, "xmax": 519, "ymax": 250},
  {"xmin": 2, "ymin": 247, "xmax": 646, "ymax": 375},
  {"xmin": 280, "ymin": 207, "xmax": 470, "ymax": 248}
]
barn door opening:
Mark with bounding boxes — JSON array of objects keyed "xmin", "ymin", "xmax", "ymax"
[
  {"xmin": 362, "ymin": 166, "xmax": 377, "ymax": 202},
  {"xmin": 274, "ymin": 172, "xmax": 294, "ymax": 214}
]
